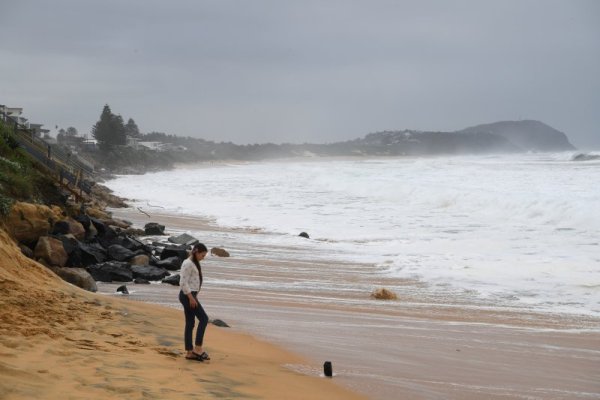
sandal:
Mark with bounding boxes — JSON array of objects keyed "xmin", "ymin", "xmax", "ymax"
[
  {"xmin": 193, "ymin": 351, "xmax": 210, "ymax": 361},
  {"xmin": 185, "ymin": 354, "xmax": 204, "ymax": 361}
]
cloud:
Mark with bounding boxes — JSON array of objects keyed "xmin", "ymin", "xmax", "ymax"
[{"xmin": 1, "ymin": 0, "xmax": 599, "ymax": 148}]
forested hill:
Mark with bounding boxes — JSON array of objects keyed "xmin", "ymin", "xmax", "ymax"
[{"xmin": 457, "ymin": 120, "xmax": 575, "ymax": 152}]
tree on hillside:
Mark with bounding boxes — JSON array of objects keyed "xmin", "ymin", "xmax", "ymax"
[
  {"xmin": 125, "ymin": 118, "xmax": 140, "ymax": 138},
  {"xmin": 66, "ymin": 127, "xmax": 78, "ymax": 137},
  {"xmin": 92, "ymin": 104, "xmax": 126, "ymax": 151}
]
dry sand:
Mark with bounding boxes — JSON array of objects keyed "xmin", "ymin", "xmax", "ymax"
[{"xmin": 0, "ymin": 228, "xmax": 364, "ymax": 400}]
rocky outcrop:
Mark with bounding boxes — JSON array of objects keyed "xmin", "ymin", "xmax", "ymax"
[{"xmin": 458, "ymin": 120, "xmax": 576, "ymax": 152}]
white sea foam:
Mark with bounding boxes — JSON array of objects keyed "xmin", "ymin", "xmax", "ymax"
[{"xmin": 105, "ymin": 154, "xmax": 600, "ymax": 316}]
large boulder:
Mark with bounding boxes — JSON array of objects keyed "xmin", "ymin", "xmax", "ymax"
[
  {"xmin": 144, "ymin": 222, "xmax": 165, "ymax": 235},
  {"xmin": 6, "ymin": 202, "xmax": 62, "ymax": 244},
  {"xmin": 152, "ymin": 256, "xmax": 183, "ymax": 271},
  {"xmin": 162, "ymin": 274, "xmax": 180, "ymax": 286},
  {"xmin": 168, "ymin": 233, "xmax": 199, "ymax": 246},
  {"xmin": 107, "ymin": 244, "xmax": 136, "ymax": 262},
  {"xmin": 130, "ymin": 254, "xmax": 150, "ymax": 266},
  {"xmin": 79, "ymin": 242, "xmax": 107, "ymax": 266},
  {"xmin": 97, "ymin": 225, "xmax": 119, "ymax": 249},
  {"xmin": 34, "ymin": 236, "xmax": 68, "ymax": 267},
  {"xmin": 86, "ymin": 261, "xmax": 132, "ymax": 282},
  {"xmin": 52, "ymin": 267, "xmax": 97, "ymax": 292},
  {"xmin": 131, "ymin": 265, "xmax": 169, "ymax": 281},
  {"xmin": 115, "ymin": 236, "xmax": 144, "ymax": 252},
  {"xmin": 65, "ymin": 218, "xmax": 86, "ymax": 241},
  {"xmin": 56, "ymin": 234, "xmax": 83, "ymax": 267},
  {"xmin": 160, "ymin": 245, "xmax": 188, "ymax": 261},
  {"xmin": 51, "ymin": 220, "xmax": 70, "ymax": 235}
]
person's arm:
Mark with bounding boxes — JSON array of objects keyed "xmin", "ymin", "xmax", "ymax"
[{"xmin": 180, "ymin": 260, "xmax": 192, "ymax": 295}]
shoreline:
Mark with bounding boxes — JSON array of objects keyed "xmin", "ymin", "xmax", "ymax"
[{"xmin": 106, "ymin": 206, "xmax": 600, "ymax": 399}]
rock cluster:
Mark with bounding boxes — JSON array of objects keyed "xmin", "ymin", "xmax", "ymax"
[{"xmin": 5, "ymin": 201, "xmax": 229, "ymax": 293}]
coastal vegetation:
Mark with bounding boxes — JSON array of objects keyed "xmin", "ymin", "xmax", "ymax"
[{"xmin": 0, "ymin": 119, "xmax": 64, "ymax": 207}]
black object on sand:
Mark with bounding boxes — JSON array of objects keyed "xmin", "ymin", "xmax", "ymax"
[
  {"xmin": 323, "ymin": 361, "xmax": 333, "ymax": 377},
  {"xmin": 116, "ymin": 285, "xmax": 129, "ymax": 294}
]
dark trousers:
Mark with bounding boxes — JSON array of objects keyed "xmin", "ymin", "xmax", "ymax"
[{"xmin": 179, "ymin": 290, "xmax": 209, "ymax": 351}]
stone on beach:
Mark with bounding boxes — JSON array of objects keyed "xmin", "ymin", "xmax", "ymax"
[
  {"xmin": 131, "ymin": 264, "xmax": 169, "ymax": 281},
  {"xmin": 211, "ymin": 247, "xmax": 230, "ymax": 257},
  {"xmin": 51, "ymin": 267, "xmax": 98, "ymax": 292},
  {"xmin": 370, "ymin": 288, "xmax": 398, "ymax": 300},
  {"xmin": 168, "ymin": 232, "xmax": 199, "ymax": 246},
  {"xmin": 162, "ymin": 274, "xmax": 180, "ymax": 286},
  {"xmin": 144, "ymin": 222, "xmax": 166, "ymax": 235},
  {"xmin": 86, "ymin": 261, "xmax": 132, "ymax": 282}
]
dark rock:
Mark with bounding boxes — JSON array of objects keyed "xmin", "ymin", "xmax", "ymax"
[
  {"xmin": 298, "ymin": 232, "xmax": 310, "ymax": 239},
  {"xmin": 116, "ymin": 285, "xmax": 129, "ymax": 294},
  {"xmin": 56, "ymin": 234, "xmax": 83, "ymax": 267},
  {"xmin": 134, "ymin": 278, "xmax": 150, "ymax": 284},
  {"xmin": 160, "ymin": 245, "xmax": 188, "ymax": 261},
  {"xmin": 107, "ymin": 244, "xmax": 136, "ymax": 262},
  {"xmin": 161, "ymin": 274, "xmax": 180, "ymax": 286},
  {"xmin": 144, "ymin": 222, "xmax": 165, "ymax": 235},
  {"xmin": 19, "ymin": 244, "xmax": 34, "ymax": 259},
  {"xmin": 168, "ymin": 233, "xmax": 199, "ymax": 246},
  {"xmin": 74, "ymin": 214, "xmax": 91, "ymax": 230},
  {"xmin": 89, "ymin": 217, "xmax": 107, "ymax": 236},
  {"xmin": 210, "ymin": 247, "xmax": 230, "ymax": 257},
  {"xmin": 572, "ymin": 153, "xmax": 600, "ymax": 161},
  {"xmin": 52, "ymin": 267, "xmax": 97, "ymax": 292},
  {"xmin": 118, "ymin": 236, "xmax": 144, "ymax": 251},
  {"xmin": 79, "ymin": 242, "xmax": 107, "ymax": 266},
  {"xmin": 52, "ymin": 221, "xmax": 70, "ymax": 235},
  {"xmin": 86, "ymin": 261, "xmax": 132, "ymax": 282},
  {"xmin": 131, "ymin": 265, "xmax": 169, "ymax": 281},
  {"xmin": 210, "ymin": 319, "xmax": 230, "ymax": 328},
  {"xmin": 97, "ymin": 225, "xmax": 119, "ymax": 249},
  {"xmin": 152, "ymin": 256, "xmax": 183, "ymax": 271}
]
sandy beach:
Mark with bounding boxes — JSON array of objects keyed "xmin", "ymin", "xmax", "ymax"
[
  {"xmin": 0, "ymin": 228, "xmax": 365, "ymax": 400},
  {"xmin": 101, "ymin": 207, "xmax": 600, "ymax": 400}
]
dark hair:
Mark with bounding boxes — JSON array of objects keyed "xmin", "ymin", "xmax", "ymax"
[{"xmin": 190, "ymin": 243, "xmax": 207, "ymax": 287}]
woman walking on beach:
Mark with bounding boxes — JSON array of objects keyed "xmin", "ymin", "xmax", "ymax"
[{"xmin": 179, "ymin": 243, "xmax": 211, "ymax": 361}]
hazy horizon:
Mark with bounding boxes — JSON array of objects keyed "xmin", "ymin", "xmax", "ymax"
[{"xmin": 1, "ymin": 1, "xmax": 599, "ymax": 149}]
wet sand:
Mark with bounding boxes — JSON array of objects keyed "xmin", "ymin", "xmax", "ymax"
[{"xmin": 106, "ymin": 207, "xmax": 600, "ymax": 399}]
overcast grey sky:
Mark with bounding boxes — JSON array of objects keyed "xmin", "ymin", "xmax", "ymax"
[{"xmin": 1, "ymin": 0, "xmax": 599, "ymax": 148}]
